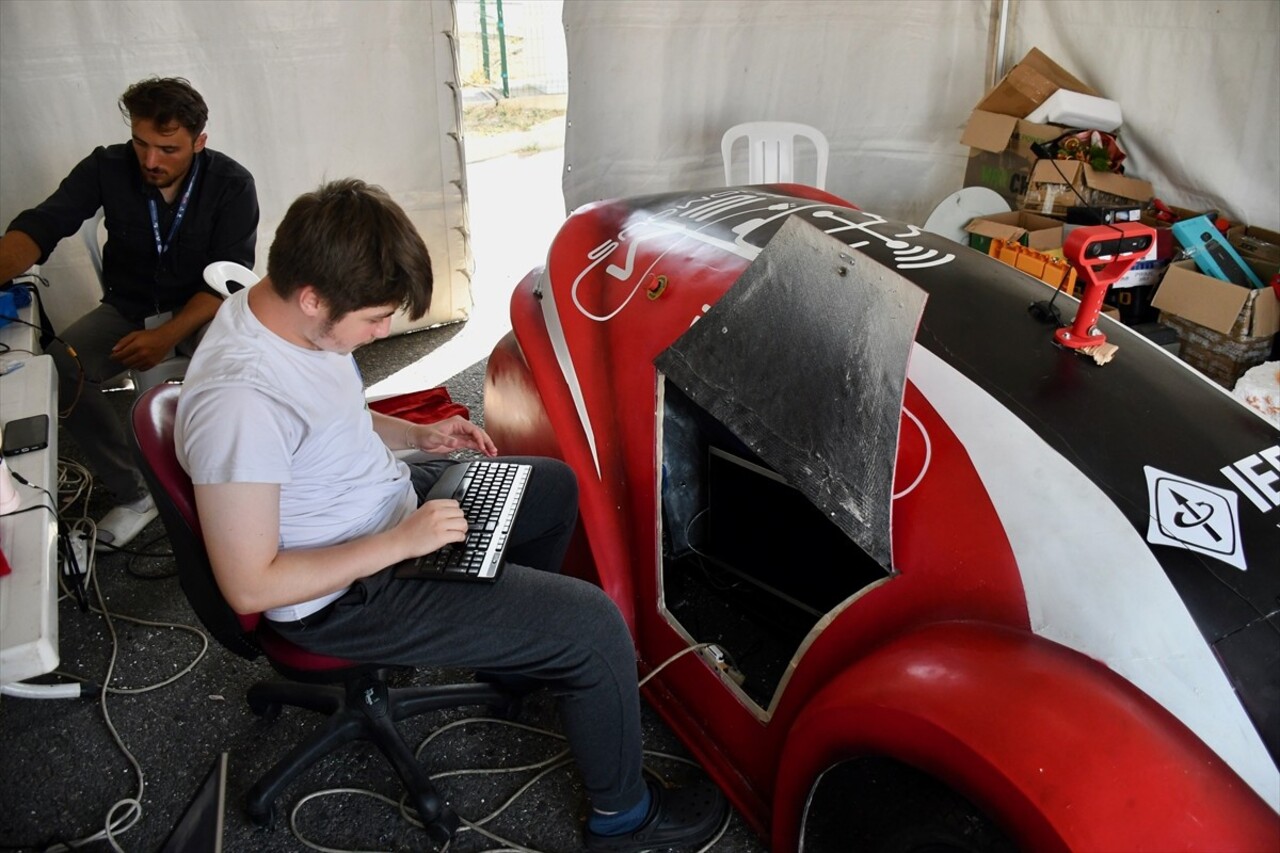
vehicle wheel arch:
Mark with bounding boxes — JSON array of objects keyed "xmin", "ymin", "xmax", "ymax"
[{"xmin": 770, "ymin": 620, "xmax": 1276, "ymax": 853}]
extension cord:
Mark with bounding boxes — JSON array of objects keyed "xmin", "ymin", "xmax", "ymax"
[{"xmin": 66, "ymin": 533, "xmax": 91, "ymax": 576}]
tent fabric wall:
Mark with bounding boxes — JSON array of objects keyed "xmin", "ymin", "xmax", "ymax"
[
  {"xmin": 1009, "ymin": 1, "xmax": 1279, "ymax": 231},
  {"xmin": 0, "ymin": 0, "xmax": 470, "ymax": 336},
  {"xmin": 561, "ymin": 0, "xmax": 1280, "ymax": 233},
  {"xmin": 562, "ymin": 0, "xmax": 991, "ymax": 227}
]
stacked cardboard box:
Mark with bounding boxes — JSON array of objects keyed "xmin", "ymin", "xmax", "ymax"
[
  {"xmin": 959, "ymin": 48, "xmax": 1152, "ymax": 215},
  {"xmin": 959, "ymin": 49, "xmax": 1091, "ymax": 210},
  {"xmin": 959, "ymin": 48, "xmax": 1157, "ymax": 315},
  {"xmin": 964, "ymin": 211, "xmax": 1063, "ymax": 255},
  {"xmin": 1152, "ymin": 249, "xmax": 1280, "ymax": 388},
  {"xmin": 1022, "ymin": 160, "xmax": 1153, "ymax": 219},
  {"xmin": 957, "ymin": 48, "xmax": 1278, "ymax": 389}
]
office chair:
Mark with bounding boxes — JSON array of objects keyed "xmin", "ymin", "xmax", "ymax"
[
  {"xmin": 721, "ymin": 121, "xmax": 830, "ymax": 189},
  {"xmin": 129, "ymin": 384, "xmax": 513, "ymax": 843},
  {"xmin": 79, "ymin": 209, "xmax": 192, "ymax": 391}
]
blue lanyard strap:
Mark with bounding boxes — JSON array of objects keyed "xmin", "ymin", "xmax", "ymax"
[{"xmin": 148, "ymin": 157, "xmax": 201, "ymax": 258}]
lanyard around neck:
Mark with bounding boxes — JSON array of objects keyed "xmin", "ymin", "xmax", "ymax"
[{"xmin": 148, "ymin": 157, "xmax": 201, "ymax": 259}]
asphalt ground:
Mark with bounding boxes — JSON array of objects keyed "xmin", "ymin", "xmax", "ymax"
[{"xmin": 0, "ymin": 321, "xmax": 769, "ymax": 853}]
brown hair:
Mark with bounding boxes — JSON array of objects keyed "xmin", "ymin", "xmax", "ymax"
[
  {"xmin": 118, "ymin": 77, "xmax": 209, "ymax": 137},
  {"xmin": 267, "ymin": 179, "xmax": 433, "ymax": 321}
]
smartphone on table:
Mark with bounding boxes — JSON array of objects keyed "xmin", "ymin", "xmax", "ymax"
[{"xmin": 1, "ymin": 413, "xmax": 49, "ymax": 456}]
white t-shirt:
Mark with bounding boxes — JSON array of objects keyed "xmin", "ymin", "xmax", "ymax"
[{"xmin": 175, "ymin": 289, "xmax": 417, "ymax": 620}]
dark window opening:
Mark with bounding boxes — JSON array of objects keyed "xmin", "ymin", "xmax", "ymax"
[{"xmin": 660, "ymin": 380, "xmax": 889, "ymax": 708}]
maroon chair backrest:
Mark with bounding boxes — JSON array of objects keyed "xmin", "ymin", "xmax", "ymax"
[
  {"xmin": 130, "ymin": 385, "xmax": 364, "ymax": 676},
  {"xmin": 130, "ymin": 385, "xmax": 263, "ymax": 659}
]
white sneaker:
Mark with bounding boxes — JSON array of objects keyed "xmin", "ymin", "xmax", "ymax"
[{"xmin": 96, "ymin": 494, "xmax": 158, "ymax": 550}]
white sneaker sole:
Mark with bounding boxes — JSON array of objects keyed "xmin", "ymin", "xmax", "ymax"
[{"xmin": 96, "ymin": 505, "xmax": 159, "ymax": 550}]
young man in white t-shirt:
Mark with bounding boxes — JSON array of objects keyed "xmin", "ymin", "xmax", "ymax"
[{"xmin": 175, "ymin": 179, "xmax": 727, "ymax": 851}]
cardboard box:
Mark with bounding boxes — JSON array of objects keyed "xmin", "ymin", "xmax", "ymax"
[
  {"xmin": 1022, "ymin": 159, "xmax": 1153, "ymax": 218},
  {"xmin": 974, "ymin": 47, "xmax": 1099, "ymax": 117},
  {"xmin": 1228, "ymin": 224, "xmax": 1280, "ymax": 266},
  {"xmin": 966, "ymin": 210, "xmax": 1063, "ymax": 253},
  {"xmin": 1171, "ymin": 215, "xmax": 1266, "ymax": 289},
  {"xmin": 1153, "ymin": 261, "xmax": 1279, "ymax": 337},
  {"xmin": 1152, "ymin": 260, "xmax": 1280, "ymax": 387},
  {"xmin": 959, "ymin": 48, "xmax": 1098, "ymax": 209},
  {"xmin": 960, "ymin": 115, "xmax": 1061, "ymax": 207}
]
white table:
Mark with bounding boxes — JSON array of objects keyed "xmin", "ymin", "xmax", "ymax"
[{"xmin": 0, "ymin": 300, "xmax": 67, "ymax": 696}]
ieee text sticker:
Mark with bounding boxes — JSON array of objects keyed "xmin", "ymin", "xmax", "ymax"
[{"xmin": 1145, "ymin": 466, "xmax": 1246, "ymax": 571}]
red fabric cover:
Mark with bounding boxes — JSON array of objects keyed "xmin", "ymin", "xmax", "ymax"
[{"xmin": 368, "ymin": 387, "xmax": 469, "ymax": 424}]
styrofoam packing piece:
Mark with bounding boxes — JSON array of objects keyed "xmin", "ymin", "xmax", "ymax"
[{"xmin": 1026, "ymin": 90, "xmax": 1123, "ymax": 132}]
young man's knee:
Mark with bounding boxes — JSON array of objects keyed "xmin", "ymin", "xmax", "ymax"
[
  {"xmin": 571, "ymin": 582, "xmax": 634, "ymax": 651},
  {"xmin": 531, "ymin": 457, "xmax": 578, "ymax": 504}
]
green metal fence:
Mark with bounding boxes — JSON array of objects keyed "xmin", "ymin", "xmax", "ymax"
[{"xmin": 456, "ymin": 0, "xmax": 568, "ymax": 98}]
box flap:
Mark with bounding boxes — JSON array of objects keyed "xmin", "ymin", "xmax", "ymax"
[
  {"xmin": 1151, "ymin": 262, "xmax": 1251, "ymax": 335},
  {"xmin": 960, "ymin": 110, "xmax": 1018, "ymax": 152},
  {"xmin": 1029, "ymin": 158, "xmax": 1084, "ymax": 186},
  {"xmin": 1229, "ymin": 224, "xmax": 1280, "ymax": 264},
  {"xmin": 965, "ymin": 211, "xmax": 1062, "ymax": 251},
  {"xmin": 975, "ymin": 47, "xmax": 1098, "ymax": 117},
  {"xmin": 1252, "ymin": 287, "xmax": 1280, "ymax": 337},
  {"xmin": 1018, "ymin": 47, "xmax": 1098, "ymax": 97},
  {"xmin": 1009, "ymin": 119, "xmax": 1065, "ymax": 160},
  {"xmin": 1028, "ymin": 160, "xmax": 1153, "ymax": 204},
  {"xmin": 965, "ymin": 219, "xmax": 1028, "ymax": 243}
]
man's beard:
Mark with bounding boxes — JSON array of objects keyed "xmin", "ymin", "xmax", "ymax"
[{"xmin": 141, "ymin": 166, "xmax": 184, "ymax": 189}]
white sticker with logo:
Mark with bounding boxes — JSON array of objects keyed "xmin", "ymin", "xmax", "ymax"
[{"xmin": 1145, "ymin": 466, "xmax": 1246, "ymax": 571}]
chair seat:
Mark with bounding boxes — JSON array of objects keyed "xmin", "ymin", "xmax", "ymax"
[{"xmin": 256, "ymin": 624, "xmax": 370, "ymax": 677}]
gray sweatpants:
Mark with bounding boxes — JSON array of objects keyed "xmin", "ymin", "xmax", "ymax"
[
  {"xmin": 49, "ymin": 302, "xmax": 202, "ymax": 502},
  {"xmin": 271, "ymin": 457, "xmax": 647, "ymax": 812}
]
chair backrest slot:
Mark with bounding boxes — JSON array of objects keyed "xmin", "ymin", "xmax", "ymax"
[{"xmin": 721, "ymin": 121, "xmax": 829, "ymax": 190}]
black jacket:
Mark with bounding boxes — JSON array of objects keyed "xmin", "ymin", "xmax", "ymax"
[{"xmin": 7, "ymin": 142, "xmax": 258, "ymax": 321}]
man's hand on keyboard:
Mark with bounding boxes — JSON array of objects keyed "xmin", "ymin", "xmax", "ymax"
[
  {"xmin": 407, "ymin": 416, "xmax": 499, "ymax": 457},
  {"xmin": 400, "ymin": 498, "xmax": 470, "ymax": 557}
]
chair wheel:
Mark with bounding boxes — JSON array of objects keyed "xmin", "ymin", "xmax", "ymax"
[
  {"xmin": 424, "ymin": 808, "xmax": 460, "ymax": 846},
  {"xmin": 246, "ymin": 800, "xmax": 275, "ymax": 828},
  {"xmin": 248, "ymin": 698, "xmax": 281, "ymax": 721}
]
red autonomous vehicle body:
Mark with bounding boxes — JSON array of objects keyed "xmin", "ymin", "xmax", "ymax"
[{"xmin": 482, "ymin": 185, "xmax": 1280, "ymax": 851}]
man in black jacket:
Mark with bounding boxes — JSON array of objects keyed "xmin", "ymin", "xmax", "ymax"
[{"xmin": 0, "ymin": 77, "xmax": 258, "ymax": 548}]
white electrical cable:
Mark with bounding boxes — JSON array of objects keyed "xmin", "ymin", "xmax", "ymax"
[
  {"xmin": 40, "ymin": 458, "xmax": 736, "ymax": 853},
  {"xmin": 286, "ymin": 642, "xmax": 733, "ymax": 853},
  {"xmin": 33, "ymin": 459, "xmax": 211, "ymax": 852}
]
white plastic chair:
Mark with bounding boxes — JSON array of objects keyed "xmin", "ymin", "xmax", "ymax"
[
  {"xmin": 79, "ymin": 209, "xmax": 191, "ymax": 391},
  {"xmin": 202, "ymin": 260, "xmax": 259, "ymax": 297},
  {"xmin": 721, "ymin": 121, "xmax": 829, "ymax": 189}
]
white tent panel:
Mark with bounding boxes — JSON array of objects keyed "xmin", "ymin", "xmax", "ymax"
[
  {"xmin": 0, "ymin": 0, "xmax": 470, "ymax": 336},
  {"xmin": 562, "ymin": 0, "xmax": 1280, "ymax": 232},
  {"xmin": 562, "ymin": 0, "xmax": 990, "ymax": 226},
  {"xmin": 1012, "ymin": 0, "xmax": 1280, "ymax": 231}
]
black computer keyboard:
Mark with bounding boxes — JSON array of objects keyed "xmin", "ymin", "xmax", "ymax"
[{"xmin": 400, "ymin": 460, "xmax": 532, "ymax": 581}]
